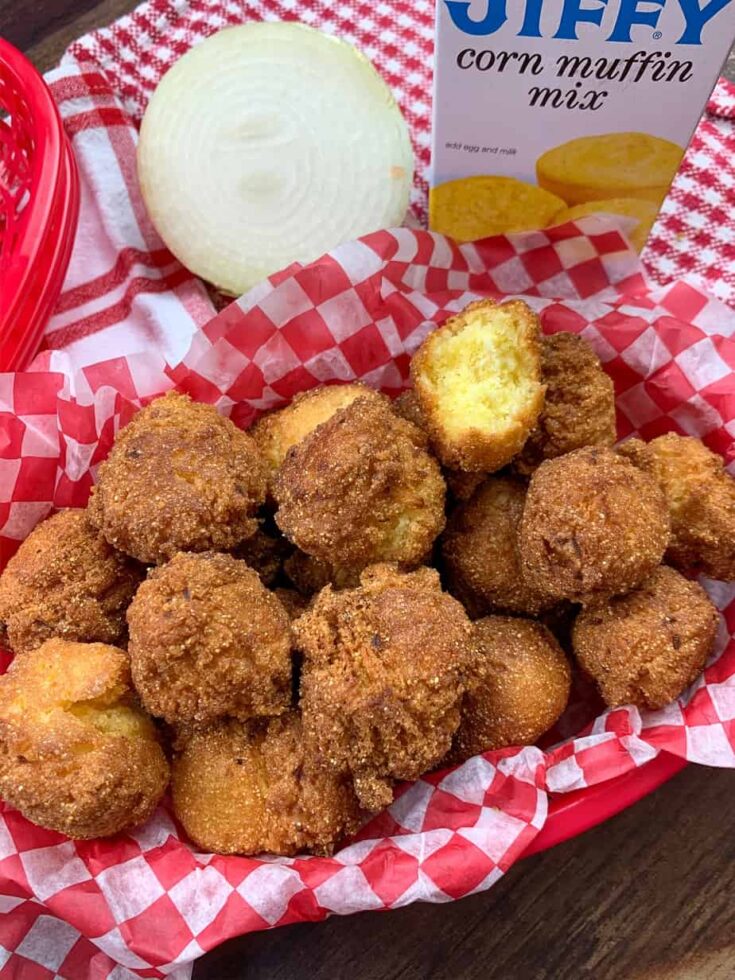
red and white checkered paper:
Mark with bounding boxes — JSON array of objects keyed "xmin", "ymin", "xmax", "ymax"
[{"xmin": 3, "ymin": 221, "xmax": 735, "ymax": 978}]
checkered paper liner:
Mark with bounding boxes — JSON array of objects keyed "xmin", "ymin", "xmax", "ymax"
[{"xmin": 3, "ymin": 223, "xmax": 735, "ymax": 977}]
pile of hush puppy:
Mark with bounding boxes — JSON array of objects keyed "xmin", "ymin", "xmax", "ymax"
[{"xmin": 0, "ymin": 298, "xmax": 733, "ymax": 856}]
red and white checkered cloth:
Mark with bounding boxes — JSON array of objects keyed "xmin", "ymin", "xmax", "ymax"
[
  {"xmin": 3, "ymin": 2, "xmax": 735, "ymax": 977},
  {"xmin": 4, "ymin": 220, "xmax": 735, "ymax": 979}
]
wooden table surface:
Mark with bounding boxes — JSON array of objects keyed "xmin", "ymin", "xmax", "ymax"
[{"xmin": 4, "ymin": 3, "xmax": 735, "ymax": 977}]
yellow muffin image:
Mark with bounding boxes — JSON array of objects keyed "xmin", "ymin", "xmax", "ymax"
[
  {"xmin": 537, "ymin": 133, "xmax": 682, "ymax": 206},
  {"xmin": 430, "ymin": 176, "xmax": 565, "ymax": 241},
  {"xmin": 549, "ymin": 198, "xmax": 659, "ymax": 252}
]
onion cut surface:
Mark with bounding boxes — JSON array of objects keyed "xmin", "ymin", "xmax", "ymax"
[{"xmin": 137, "ymin": 22, "xmax": 414, "ymax": 295}]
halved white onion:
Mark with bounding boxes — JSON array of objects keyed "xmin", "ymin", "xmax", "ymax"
[{"xmin": 137, "ymin": 22, "xmax": 414, "ymax": 295}]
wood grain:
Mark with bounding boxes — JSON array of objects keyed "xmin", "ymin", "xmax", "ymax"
[
  {"xmin": 198, "ymin": 765, "xmax": 735, "ymax": 980},
  {"xmin": 2, "ymin": 2, "xmax": 735, "ymax": 977}
]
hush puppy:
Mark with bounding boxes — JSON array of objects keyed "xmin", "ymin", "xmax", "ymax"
[
  {"xmin": 274, "ymin": 398, "xmax": 445, "ymax": 566},
  {"xmin": 573, "ymin": 566, "xmax": 719, "ymax": 709},
  {"xmin": 410, "ymin": 300, "xmax": 545, "ymax": 473},
  {"xmin": 127, "ymin": 552, "xmax": 292, "ymax": 727},
  {"xmin": 514, "ymin": 332, "xmax": 616, "ymax": 476},
  {"xmin": 88, "ymin": 391, "xmax": 267, "ymax": 564},
  {"xmin": 172, "ymin": 712, "xmax": 361, "ymax": 856},
  {"xmin": 0, "ymin": 639, "xmax": 168, "ymax": 838},
  {"xmin": 441, "ymin": 476, "xmax": 554, "ymax": 617},
  {"xmin": 618, "ymin": 433, "xmax": 735, "ymax": 580},
  {"xmin": 253, "ymin": 383, "xmax": 385, "ymax": 491},
  {"xmin": 296, "ymin": 564, "xmax": 473, "ymax": 811},
  {"xmin": 0, "ymin": 509, "xmax": 143, "ymax": 655},
  {"xmin": 520, "ymin": 447, "xmax": 670, "ymax": 603},
  {"xmin": 392, "ymin": 390, "xmax": 487, "ymax": 503},
  {"xmin": 449, "ymin": 616, "xmax": 571, "ymax": 761}
]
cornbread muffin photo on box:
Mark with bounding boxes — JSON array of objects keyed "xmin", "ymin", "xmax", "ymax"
[
  {"xmin": 410, "ymin": 299, "xmax": 545, "ymax": 473},
  {"xmin": 296, "ymin": 564, "xmax": 474, "ymax": 811},
  {"xmin": 0, "ymin": 508, "xmax": 143, "ymax": 656},
  {"xmin": 127, "ymin": 551, "xmax": 292, "ymax": 727},
  {"xmin": 448, "ymin": 616, "xmax": 571, "ymax": 763},
  {"xmin": 573, "ymin": 566, "xmax": 719, "ymax": 710},
  {"xmin": 88, "ymin": 391, "xmax": 268, "ymax": 564},
  {"xmin": 172, "ymin": 712, "xmax": 361, "ymax": 856},
  {"xmin": 536, "ymin": 132, "xmax": 683, "ymax": 207},
  {"xmin": 548, "ymin": 198, "xmax": 659, "ymax": 253},
  {"xmin": 429, "ymin": 175, "xmax": 565, "ymax": 241},
  {"xmin": 0, "ymin": 639, "xmax": 169, "ymax": 839}
]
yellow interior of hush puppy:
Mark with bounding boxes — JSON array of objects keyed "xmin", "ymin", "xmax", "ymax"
[
  {"xmin": 419, "ymin": 308, "xmax": 540, "ymax": 436},
  {"xmin": 66, "ymin": 699, "xmax": 156, "ymax": 740},
  {"xmin": 32, "ymin": 653, "xmax": 156, "ymax": 742}
]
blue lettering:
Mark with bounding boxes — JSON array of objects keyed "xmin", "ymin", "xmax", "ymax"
[
  {"xmin": 677, "ymin": 0, "xmax": 732, "ymax": 43},
  {"xmin": 554, "ymin": 0, "xmax": 609, "ymax": 39},
  {"xmin": 444, "ymin": 0, "xmax": 507, "ymax": 35},
  {"xmin": 443, "ymin": 0, "xmax": 733, "ymax": 42},
  {"xmin": 608, "ymin": 0, "xmax": 665, "ymax": 40},
  {"xmin": 519, "ymin": 0, "xmax": 544, "ymax": 36}
]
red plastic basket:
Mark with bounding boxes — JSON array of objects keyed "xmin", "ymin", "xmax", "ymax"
[
  {"xmin": 0, "ymin": 39, "xmax": 686, "ymax": 862},
  {"xmin": 527, "ymin": 751, "xmax": 686, "ymax": 855},
  {"xmin": 0, "ymin": 38, "xmax": 79, "ymax": 371}
]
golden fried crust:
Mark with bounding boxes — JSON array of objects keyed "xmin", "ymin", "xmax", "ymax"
[
  {"xmin": 232, "ymin": 524, "xmax": 293, "ymax": 587},
  {"xmin": 0, "ymin": 509, "xmax": 143, "ymax": 656},
  {"xmin": 449, "ymin": 616, "xmax": 571, "ymax": 761},
  {"xmin": 252, "ymin": 384, "xmax": 386, "ymax": 490},
  {"xmin": 441, "ymin": 477, "xmax": 555, "ymax": 617},
  {"xmin": 295, "ymin": 564, "xmax": 474, "ymax": 811},
  {"xmin": 127, "ymin": 552, "xmax": 292, "ymax": 726},
  {"xmin": 274, "ymin": 399, "xmax": 446, "ymax": 566},
  {"xmin": 618, "ymin": 434, "xmax": 735, "ymax": 581},
  {"xmin": 171, "ymin": 713, "xmax": 361, "ymax": 856},
  {"xmin": 519, "ymin": 447, "xmax": 670, "ymax": 604},
  {"xmin": 410, "ymin": 300, "xmax": 545, "ymax": 472},
  {"xmin": 88, "ymin": 392, "xmax": 267, "ymax": 564},
  {"xmin": 573, "ymin": 566, "xmax": 719, "ymax": 709},
  {"xmin": 0, "ymin": 639, "xmax": 169, "ymax": 838},
  {"xmin": 392, "ymin": 389, "xmax": 426, "ymax": 430},
  {"xmin": 284, "ymin": 551, "xmax": 364, "ymax": 595},
  {"xmin": 514, "ymin": 332, "xmax": 616, "ymax": 476}
]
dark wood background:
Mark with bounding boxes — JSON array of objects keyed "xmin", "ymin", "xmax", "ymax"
[{"xmin": 3, "ymin": 3, "xmax": 735, "ymax": 977}]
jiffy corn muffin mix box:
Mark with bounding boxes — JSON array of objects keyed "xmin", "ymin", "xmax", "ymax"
[{"xmin": 431, "ymin": 0, "xmax": 735, "ymax": 251}]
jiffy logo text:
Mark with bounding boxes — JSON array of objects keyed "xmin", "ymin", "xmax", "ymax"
[{"xmin": 443, "ymin": 0, "xmax": 732, "ymax": 44}]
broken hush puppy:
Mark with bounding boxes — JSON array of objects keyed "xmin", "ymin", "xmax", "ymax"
[{"xmin": 410, "ymin": 299, "xmax": 545, "ymax": 473}]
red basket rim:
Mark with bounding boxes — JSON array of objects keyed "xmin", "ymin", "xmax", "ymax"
[
  {"xmin": 525, "ymin": 752, "xmax": 688, "ymax": 856},
  {"xmin": 0, "ymin": 39, "xmax": 80, "ymax": 371}
]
